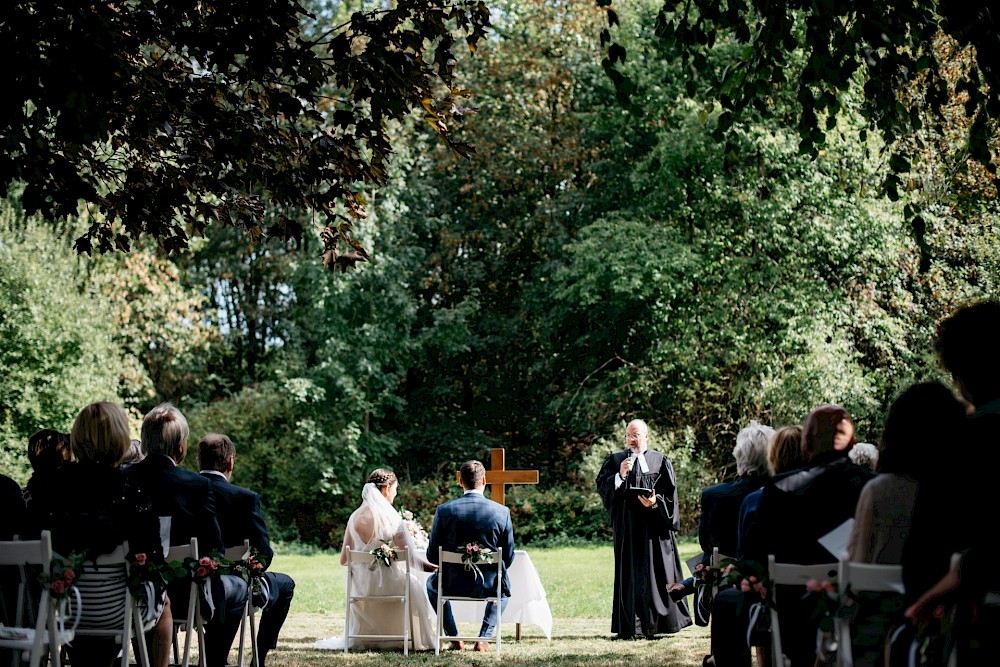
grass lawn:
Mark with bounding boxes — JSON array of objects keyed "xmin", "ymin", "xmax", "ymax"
[{"xmin": 254, "ymin": 540, "xmax": 710, "ymax": 667}]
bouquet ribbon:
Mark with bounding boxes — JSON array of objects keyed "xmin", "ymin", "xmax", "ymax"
[
  {"xmin": 746, "ymin": 601, "xmax": 764, "ymax": 648},
  {"xmin": 463, "ymin": 561, "xmax": 486, "ymax": 584}
]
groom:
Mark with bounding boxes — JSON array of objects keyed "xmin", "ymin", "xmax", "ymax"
[{"xmin": 426, "ymin": 460, "xmax": 516, "ymax": 652}]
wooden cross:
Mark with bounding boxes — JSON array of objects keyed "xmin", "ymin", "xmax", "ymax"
[{"xmin": 455, "ymin": 447, "xmax": 539, "ymax": 506}]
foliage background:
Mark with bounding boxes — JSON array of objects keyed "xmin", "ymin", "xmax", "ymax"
[{"xmin": 2, "ymin": 0, "xmax": 998, "ymax": 544}]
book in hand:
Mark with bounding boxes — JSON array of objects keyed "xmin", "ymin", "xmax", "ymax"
[{"xmin": 626, "ymin": 485, "xmax": 656, "ymax": 500}]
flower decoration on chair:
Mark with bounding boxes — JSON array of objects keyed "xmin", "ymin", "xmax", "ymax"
[
  {"xmin": 400, "ymin": 508, "xmax": 429, "ymax": 549},
  {"xmin": 691, "ymin": 556, "xmax": 738, "ymax": 604},
  {"xmin": 803, "ymin": 578, "xmax": 840, "ymax": 664},
  {"xmin": 369, "ymin": 541, "xmax": 399, "ymax": 571},
  {"xmin": 184, "ymin": 552, "xmax": 229, "ymax": 583},
  {"xmin": 459, "ymin": 541, "xmax": 495, "ymax": 584},
  {"xmin": 715, "ymin": 559, "xmax": 774, "ymax": 644},
  {"xmin": 39, "ymin": 552, "xmax": 83, "ymax": 602},
  {"xmin": 229, "ymin": 547, "xmax": 271, "ymax": 601},
  {"xmin": 126, "ymin": 551, "xmax": 185, "ymax": 598}
]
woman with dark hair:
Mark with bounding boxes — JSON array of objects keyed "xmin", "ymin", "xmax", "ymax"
[
  {"xmin": 848, "ymin": 382, "xmax": 964, "ymax": 563},
  {"xmin": 315, "ymin": 468, "xmax": 438, "ymax": 651},
  {"xmin": 843, "ymin": 382, "xmax": 965, "ymax": 667}
]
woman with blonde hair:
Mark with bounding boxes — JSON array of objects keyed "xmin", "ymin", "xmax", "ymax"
[{"xmin": 26, "ymin": 402, "xmax": 170, "ymax": 667}]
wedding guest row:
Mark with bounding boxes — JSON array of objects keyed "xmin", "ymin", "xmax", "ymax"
[{"xmin": 2, "ymin": 402, "xmax": 295, "ymax": 667}]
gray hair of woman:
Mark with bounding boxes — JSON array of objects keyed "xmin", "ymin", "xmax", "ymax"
[
  {"xmin": 848, "ymin": 442, "xmax": 879, "ymax": 471},
  {"xmin": 733, "ymin": 420, "xmax": 775, "ymax": 476}
]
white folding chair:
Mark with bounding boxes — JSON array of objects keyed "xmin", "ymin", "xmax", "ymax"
[
  {"xmin": 70, "ymin": 542, "xmax": 151, "ymax": 667},
  {"xmin": 435, "ymin": 546, "xmax": 502, "ymax": 656},
  {"xmin": 0, "ymin": 531, "xmax": 74, "ymax": 667},
  {"xmin": 223, "ymin": 540, "xmax": 260, "ymax": 667},
  {"xmin": 834, "ymin": 558, "xmax": 903, "ymax": 667},
  {"xmin": 767, "ymin": 555, "xmax": 838, "ymax": 667},
  {"xmin": 344, "ymin": 547, "xmax": 411, "ymax": 655},
  {"xmin": 167, "ymin": 539, "xmax": 205, "ymax": 667}
]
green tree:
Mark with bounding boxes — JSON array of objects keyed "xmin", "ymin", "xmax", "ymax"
[
  {"xmin": 1, "ymin": 0, "xmax": 490, "ymax": 264},
  {"xmin": 0, "ymin": 202, "xmax": 137, "ymax": 482},
  {"xmin": 602, "ymin": 1, "xmax": 1000, "ymax": 197}
]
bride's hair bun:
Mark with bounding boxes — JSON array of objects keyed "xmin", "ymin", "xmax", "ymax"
[{"xmin": 367, "ymin": 468, "xmax": 397, "ymax": 489}]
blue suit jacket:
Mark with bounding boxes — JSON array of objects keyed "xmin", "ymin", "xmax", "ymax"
[
  {"xmin": 201, "ymin": 472, "xmax": 274, "ymax": 564},
  {"xmin": 426, "ymin": 492, "xmax": 515, "ymax": 598},
  {"xmin": 698, "ymin": 473, "xmax": 769, "ymax": 561}
]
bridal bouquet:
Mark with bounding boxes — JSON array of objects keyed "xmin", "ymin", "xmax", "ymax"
[
  {"xmin": 399, "ymin": 508, "xmax": 429, "ymax": 549},
  {"xmin": 369, "ymin": 541, "xmax": 399, "ymax": 570}
]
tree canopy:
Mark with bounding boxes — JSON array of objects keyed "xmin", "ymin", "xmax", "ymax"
[
  {"xmin": 601, "ymin": 0, "xmax": 1000, "ymax": 199},
  {"xmin": 0, "ymin": 0, "xmax": 489, "ymax": 267}
]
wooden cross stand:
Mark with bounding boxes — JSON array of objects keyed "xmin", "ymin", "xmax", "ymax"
[
  {"xmin": 455, "ymin": 447, "xmax": 539, "ymax": 641},
  {"xmin": 455, "ymin": 447, "xmax": 539, "ymax": 506}
]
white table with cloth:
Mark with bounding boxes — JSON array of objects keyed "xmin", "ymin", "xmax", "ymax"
[{"xmin": 415, "ymin": 549, "xmax": 553, "ymax": 640}]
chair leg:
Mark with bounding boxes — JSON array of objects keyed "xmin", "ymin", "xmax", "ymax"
[
  {"xmin": 248, "ymin": 609, "xmax": 259, "ymax": 667},
  {"xmin": 236, "ymin": 605, "xmax": 248, "ymax": 667},
  {"xmin": 132, "ymin": 604, "xmax": 151, "ymax": 667}
]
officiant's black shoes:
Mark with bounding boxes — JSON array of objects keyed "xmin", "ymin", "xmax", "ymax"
[{"xmin": 610, "ymin": 633, "xmax": 634, "ymax": 640}]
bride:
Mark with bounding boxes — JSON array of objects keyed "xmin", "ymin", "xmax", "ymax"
[{"xmin": 314, "ymin": 468, "xmax": 439, "ymax": 651}]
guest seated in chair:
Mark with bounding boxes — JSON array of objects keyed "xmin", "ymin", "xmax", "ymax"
[
  {"xmin": 198, "ymin": 433, "xmax": 295, "ymax": 667},
  {"xmin": 844, "ymin": 382, "xmax": 964, "ymax": 667},
  {"xmin": 25, "ymin": 402, "xmax": 169, "ymax": 667},
  {"xmin": 742, "ymin": 404, "xmax": 875, "ymax": 667},
  {"xmin": 127, "ymin": 403, "xmax": 248, "ymax": 667},
  {"xmin": 903, "ymin": 301, "xmax": 1000, "ymax": 665},
  {"xmin": 668, "ymin": 420, "xmax": 774, "ymax": 625}
]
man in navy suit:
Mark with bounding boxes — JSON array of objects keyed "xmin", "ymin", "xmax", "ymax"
[
  {"xmin": 426, "ymin": 460, "xmax": 515, "ymax": 652},
  {"xmin": 127, "ymin": 403, "xmax": 248, "ymax": 667},
  {"xmin": 198, "ymin": 433, "xmax": 295, "ymax": 667}
]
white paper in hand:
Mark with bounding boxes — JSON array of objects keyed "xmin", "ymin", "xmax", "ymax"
[{"xmin": 817, "ymin": 518, "xmax": 854, "ymax": 559}]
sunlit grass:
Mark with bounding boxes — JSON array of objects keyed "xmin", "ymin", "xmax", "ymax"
[{"xmin": 260, "ymin": 539, "xmax": 709, "ymax": 667}]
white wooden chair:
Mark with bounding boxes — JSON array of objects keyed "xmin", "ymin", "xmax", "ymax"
[
  {"xmin": 223, "ymin": 540, "xmax": 260, "ymax": 667},
  {"xmin": 69, "ymin": 542, "xmax": 151, "ymax": 667},
  {"xmin": 767, "ymin": 555, "xmax": 838, "ymax": 667},
  {"xmin": 834, "ymin": 558, "xmax": 903, "ymax": 667},
  {"xmin": 344, "ymin": 547, "xmax": 411, "ymax": 655},
  {"xmin": 0, "ymin": 531, "xmax": 74, "ymax": 667},
  {"xmin": 167, "ymin": 539, "xmax": 205, "ymax": 667},
  {"xmin": 435, "ymin": 547, "xmax": 502, "ymax": 656}
]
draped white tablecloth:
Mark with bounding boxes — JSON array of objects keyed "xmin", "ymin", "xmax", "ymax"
[{"xmin": 415, "ymin": 549, "xmax": 553, "ymax": 640}]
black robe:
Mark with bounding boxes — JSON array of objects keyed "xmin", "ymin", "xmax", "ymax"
[{"xmin": 596, "ymin": 448, "xmax": 692, "ymax": 637}]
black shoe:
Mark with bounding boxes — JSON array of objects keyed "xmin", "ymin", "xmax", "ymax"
[
  {"xmin": 610, "ymin": 633, "xmax": 634, "ymax": 641},
  {"xmin": 643, "ymin": 634, "xmax": 658, "ymax": 641}
]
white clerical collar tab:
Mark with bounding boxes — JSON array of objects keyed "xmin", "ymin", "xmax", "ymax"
[{"xmin": 636, "ymin": 451, "xmax": 650, "ymax": 473}]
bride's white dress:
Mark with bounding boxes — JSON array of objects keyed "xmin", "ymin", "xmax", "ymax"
[{"xmin": 314, "ymin": 484, "xmax": 437, "ymax": 651}]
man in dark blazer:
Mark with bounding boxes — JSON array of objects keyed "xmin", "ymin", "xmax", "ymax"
[
  {"xmin": 198, "ymin": 433, "xmax": 295, "ymax": 667},
  {"xmin": 426, "ymin": 460, "xmax": 515, "ymax": 652},
  {"xmin": 127, "ymin": 403, "xmax": 248, "ymax": 667}
]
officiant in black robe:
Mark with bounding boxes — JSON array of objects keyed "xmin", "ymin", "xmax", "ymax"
[{"xmin": 596, "ymin": 419, "xmax": 692, "ymax": 639}]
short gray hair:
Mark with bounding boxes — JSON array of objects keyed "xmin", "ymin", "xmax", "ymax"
[
  {"xmin": 733, "ymin": 420, "xmax": 774, "ymax": 476},
  {"xmin": 849, "ymin": 442, "xmax": 880, "ymax": 471},
  {"xmin": 141, "ymin": 402, "xmax": 189, "ymax": 460}
]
